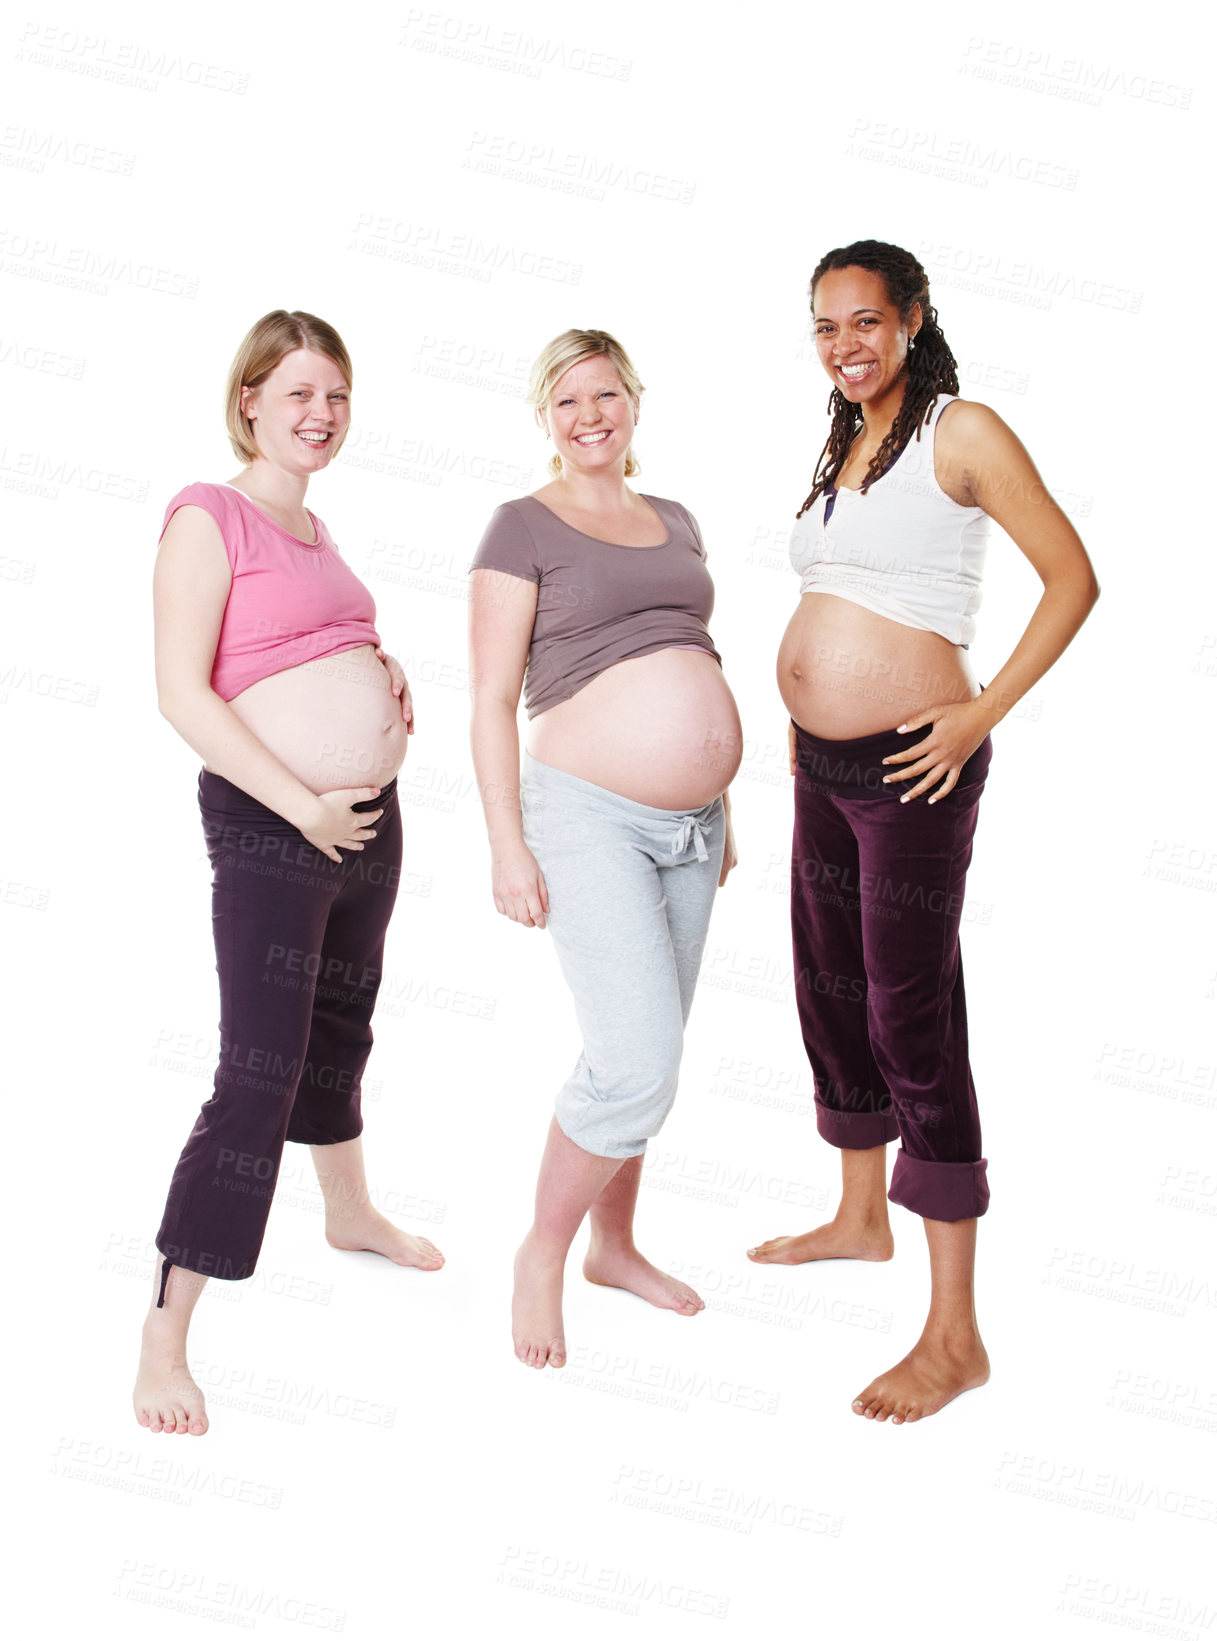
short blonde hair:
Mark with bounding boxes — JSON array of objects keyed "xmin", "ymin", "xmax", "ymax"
[
  {"xmin": 224, "ymin": 310, "xmax": 353, "ymax": 465},
  {"xmin": 526, "ymin": 329, "xmax": 645, "ymax": 480}
]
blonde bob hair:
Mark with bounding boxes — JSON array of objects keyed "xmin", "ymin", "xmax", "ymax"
[
  {"xmin": 527, "ymin": 328, "xmax": 645, "ymax": 480},
  {"xmin": 224, "ymin": 310, "xmax": 353, "ymax": 466}
]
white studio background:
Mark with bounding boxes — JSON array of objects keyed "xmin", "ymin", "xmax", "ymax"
[{"xmin": 3, "ymin": 1, "xmax": 1213, "ymax": 1636}]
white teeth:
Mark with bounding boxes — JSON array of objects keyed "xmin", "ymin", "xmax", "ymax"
[
  {"xmin": 298, "ymin": 431, "xmax": 330, "ymax": 442},
  {"xmin": 575, "ymin": 430, "xmax": 609, "ymax": 443},
  {"xmin": 839, "ymin": 364, "xmax": 873, "ymax": 379}
]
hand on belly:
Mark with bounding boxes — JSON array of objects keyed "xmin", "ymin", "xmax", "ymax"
[{"xmin": 229, "ymin": 644, "xmax": 410, "ymax": 794}]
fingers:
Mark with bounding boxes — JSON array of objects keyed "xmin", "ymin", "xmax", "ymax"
[
  {"xmin": 881, "ymin": 742, "xmax": 932, "ymax": 768},
  {"xmin": 493, "ymin": 889, "xmax": 539, "ymax": 928},
  {"xmin": 899, "ymin": 764, "xmax": 951, "ymax": 803},
  {"xmin": 882, "ymin": 756, "xmax": 932, "ymax": 784},
  {"xmin": 927, "ymin": 769, "xmax": 960, "ymax": 804}
]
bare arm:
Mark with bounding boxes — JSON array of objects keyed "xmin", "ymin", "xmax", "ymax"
[
  {"xmin": 467, "ymin": 567, "xmax": 549, "ymax": 927},
  {"xmin": 883, "ymin": 400, "xmax": 1100, "ymax": 802},
  {"xmin": 154, "ymin": 505, "xmax": 383, "ymax": 860},
  {"xmin": 956, "ymin": 402, "xmax": 1100, "ymax": 723}
]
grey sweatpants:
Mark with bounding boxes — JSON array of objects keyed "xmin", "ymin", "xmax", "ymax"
[{"xmin": 520, "ymin": 751, "xmax": 726, "ymax": 1159}]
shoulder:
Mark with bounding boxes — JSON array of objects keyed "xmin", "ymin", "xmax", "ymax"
[
  {"xmin": 933, "ymin": 397, "xmax": 1015, "ymax": 453},
  {"xmin": 644, "ymin": 493, "xmax": 706, "ymax": 555},
  {"xmin": 483, "ymin": 497, "xmax": 540, "ymax": 539},
  {"xmin": 159, "ymin": 482, "xmax": 238, "ymax": 561},
  {"xmin": 469, "ymin": 497, "xmax": 542, "ymax": 577},
  {"xmin": 934, "ymin": 397, "xmax": 1033, "ymax": 471},
  {"xmin": 162, "ymin": 481, "xmax": 239, "ymax": 527}
]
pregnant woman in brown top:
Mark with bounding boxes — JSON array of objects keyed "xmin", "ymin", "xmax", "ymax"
[{"xmin": 469, "ymin": 329, "xmax": 741, "ymax": 1368}]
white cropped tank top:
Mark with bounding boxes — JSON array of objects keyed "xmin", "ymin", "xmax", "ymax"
[{"xmin": 788, "ymin": 395, "xmax": 989, "ymax": 647}]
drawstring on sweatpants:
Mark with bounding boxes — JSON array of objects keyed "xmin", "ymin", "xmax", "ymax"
[
  {"xmin": 670, "ymin": 815, "xmax": 710, "ymax": 863},
  {"xmin": 156, "ymin": 1257, "xmax": 174, "ymax": 1309}
]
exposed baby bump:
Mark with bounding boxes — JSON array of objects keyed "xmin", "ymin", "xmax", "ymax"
[
  {"xmin": 229, "ymin": 645, "xmax": 410, "ymax": 795},
  {"xmin": 778, "ymin": 596, "xmax": 977, "ymax": 740}
]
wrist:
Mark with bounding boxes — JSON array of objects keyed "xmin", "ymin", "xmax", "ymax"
[
  {"xmin": 974, "ymin": 687, "xmax": 1008, "ymax": 728},
  {"xmin": 285, "ymin": 790, "xmax": 324, "ymax": 832}
]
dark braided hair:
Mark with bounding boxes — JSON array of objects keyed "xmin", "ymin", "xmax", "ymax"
[{"xmin": 796, "ymin": 240, "xmax": 959, "ymax": 518}]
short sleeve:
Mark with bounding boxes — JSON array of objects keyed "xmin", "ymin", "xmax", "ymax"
[
  {"xmin": 159, "ymin": 483, "xmax": 239, "ymax": 571},
  {"xmin": 679, "ymin": 502, "xmax": 707, "ymax": 561},
  {"xmin": 469, "ymin": 502, "xmax": 542, "ymax": 583}
]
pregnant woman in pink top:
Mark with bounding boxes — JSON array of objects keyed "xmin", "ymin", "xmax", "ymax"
[{"xmin": 133, "ymin": 311, "xmax": 442, "ymax": 1437}]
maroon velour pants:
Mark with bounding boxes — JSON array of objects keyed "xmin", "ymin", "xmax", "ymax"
[
  {"xmin": 790, "ymin": 719, "xmax": 993, "ymax": 1222},
  {"xmin": 155, "ymin": 770, "xmax": 401, "ymax": 1290}
]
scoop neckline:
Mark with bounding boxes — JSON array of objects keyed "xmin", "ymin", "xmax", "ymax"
[
  {"xmin": 521, "ymin": 492, "xmax": 672, "ymax": 550},
  {"xmin": 222, "ymin": 482, "xmax": 323, "ymax": 549}
]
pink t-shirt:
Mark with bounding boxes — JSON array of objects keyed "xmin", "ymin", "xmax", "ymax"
[{"xmin": 161, "ymin": 482, "xmax": 381, "ymax": 701}]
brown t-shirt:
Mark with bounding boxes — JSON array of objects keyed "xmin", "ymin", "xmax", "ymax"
[{"xmin": 469, "ymin": 493, "xmax": 722, "ymax": 718}]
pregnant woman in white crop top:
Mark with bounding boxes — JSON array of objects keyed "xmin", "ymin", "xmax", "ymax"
[{"xmin": 752, "ymin": 241, "xmax": 1099, "ymax": 1426}]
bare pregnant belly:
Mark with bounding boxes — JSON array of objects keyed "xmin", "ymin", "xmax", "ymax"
[
  {"xmin": 778, "ymin": 593, "xmax": 979, "ymax": 739},
  {"xmin": 221, "ymin": 644, "xmax": 409, "ymax": 794},
  {"xmin": 528, "ymin": 648, "xmax": 742, "ymax": 809}
]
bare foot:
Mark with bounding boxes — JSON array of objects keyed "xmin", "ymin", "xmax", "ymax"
[
  {"xmin": 852, "ymin": 1331, "xmax": 990, "ymax": 1424},
  {"xmin": 583, "ymin": 1244, "xmax": 704, "ymax": 1315},
  {"xmin": 512, "ymin": 1235, "xmax": 566, "ymax": 1369},
  {"xmin": 746, "ymin": 1220, "xmax": 894, "ymax": 1264},
  {"xmin": 325, "ymin": 1207, "xmax": 444, "ymax": 1270},
  {"xmin": 133, "ymin": 1339, "xmax": 208, "ymax": 1436}
]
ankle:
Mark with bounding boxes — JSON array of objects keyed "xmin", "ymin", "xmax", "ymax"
[
  {"xmin": 919, "ymin": 1313, "xmax": 983, "ymax": 1349},
  {"xmin": 833, "ymin": 1204, "xmax": 891, "ymax": 1234},
  {"xmin": 141, "ymin": 1316, "xmax": 188, "ymax": 1355},
  {"xmin": 519, "ymin": 1230, "xmax": 571, "ymax": 1267}
]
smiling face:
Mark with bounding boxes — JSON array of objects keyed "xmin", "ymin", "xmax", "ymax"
[
  {"xmin": 542, "ymin": 354, "xmax": 637, "ymax": 474},
  {"xmin": 812, "ymin": 267, "xmax": 921, "ymax": 412},
  {"xmin": 239, "ymin": 347, "xmax": 351, "ymax": 474}
]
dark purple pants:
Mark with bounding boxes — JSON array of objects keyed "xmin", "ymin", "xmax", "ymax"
[
  {"xmin": 791, "ymin": 720, "xmax": 992, "ymax": 1221},
  {"xmin": 155, "ymin": 771, "xmax": 402, "ymax": 1287}
]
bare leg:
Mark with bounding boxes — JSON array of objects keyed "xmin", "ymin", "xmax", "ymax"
[
  {"xmin": 512, "ymin": 1117, "xmax": 624, "ymax": 1370},
  {"xmin": 852, "ymin": 1215, "xmax": 989, "ymax": 1424},
  {"xmin": 312, "ymin": 1136, "xmax": 444, "ymax": 1270},
  {"xmin": 583, "ymin": 1156, "xmax": 704, "ymax": 1315},
  {"xmin": 747, "ymin": 1144, "xmax": 895, "ymax": 1264},
  {"xmin": 133, "ymin": 1260, "xmax": 210, "ymax": 1435}
]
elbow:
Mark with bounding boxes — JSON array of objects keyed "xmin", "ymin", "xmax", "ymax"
[{"xmin": 157, "ymin": 680, "xmax": 211, "ymax": 729}]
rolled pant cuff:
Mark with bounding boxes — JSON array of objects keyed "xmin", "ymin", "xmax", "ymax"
[
  {"xmin": 815, "ymin": 1102, "xmax": 901, "ymax": 1151},
  {"xmin": 888, "ymin": 1150, "xmax": 989, "ymax": 1221}
]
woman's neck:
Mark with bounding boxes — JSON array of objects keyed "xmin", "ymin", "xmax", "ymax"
[{"xmin": 230, "ymin": 460, "xmax": 311, "ymax": 518}]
